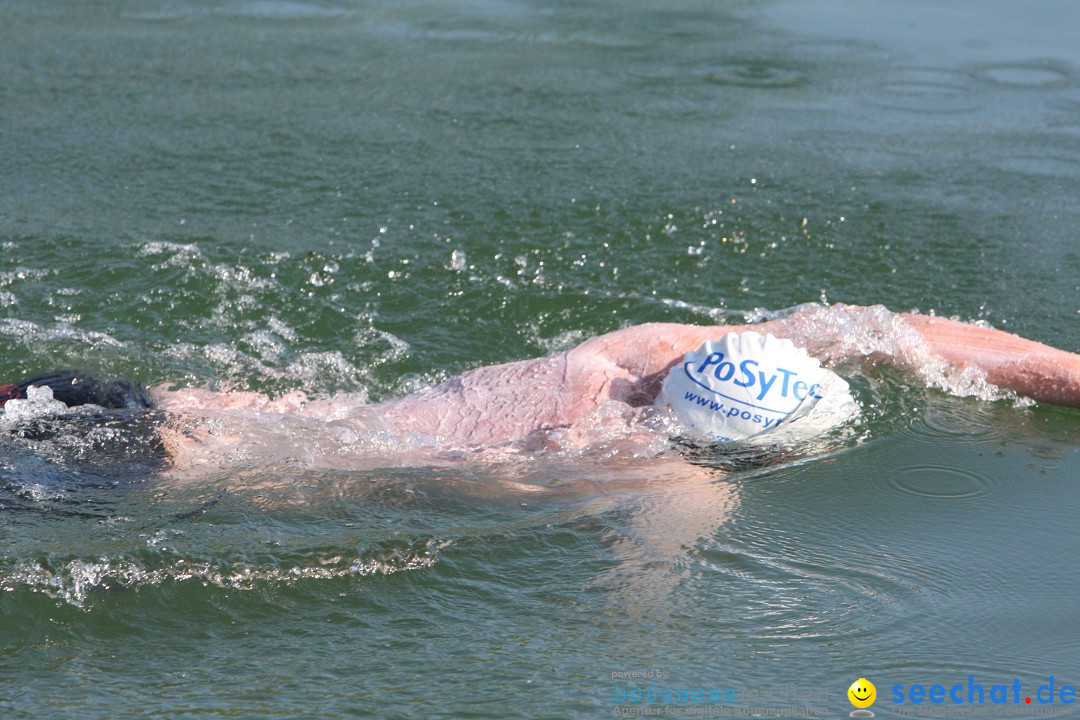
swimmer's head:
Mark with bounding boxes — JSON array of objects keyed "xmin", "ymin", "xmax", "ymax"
[{"xmin": 656, "ymin": 331, "xmax": 858, "ymax": 445}]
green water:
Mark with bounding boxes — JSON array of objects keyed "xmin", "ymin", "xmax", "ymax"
[{"xmin": 2, "ymin": 1, "xmax": 1079, "ymax": 718}]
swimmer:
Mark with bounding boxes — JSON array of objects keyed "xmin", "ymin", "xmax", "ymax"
[
  {"xmin": 3, "ymin": 303, "xmax": 1079, "ymax": 474},
  {"xmin": 6, "ymin": 302, "xmax": 1073, "ymax": 605}
]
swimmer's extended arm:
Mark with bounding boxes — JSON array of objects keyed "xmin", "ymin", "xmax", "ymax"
[
  {"xmin": 581, "ymin": 305, "xmax": 1080, "ymax": 407},
  {"xmin": 899, "ymin": 313, "xmax": 1080, "ymax": 407},
  {"xmin": 769, "ymin": 303, "xmax": 1080, "ymax": 407}
]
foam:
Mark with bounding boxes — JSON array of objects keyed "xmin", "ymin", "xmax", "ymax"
[
  {"xmin": 0, "ymin": 317, "xmax": 124, "ymax": 349},
  {"xmin": 2, "ymin": 541, "xmax": 447, "ymax": 608},
  {"xmin": 0, "ymin": 385, "xmax": 69, "ymax": 423},
  {"xmin": 768, "ymin": 303, "xmax": 1025, "ymax": 404}
]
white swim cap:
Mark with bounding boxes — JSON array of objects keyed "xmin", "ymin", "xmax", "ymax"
[{"xmin": 656, "ymin": 331, "xmax": 858, "ymax": 444}]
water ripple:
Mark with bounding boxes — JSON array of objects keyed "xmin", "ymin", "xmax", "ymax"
[
  {"xmin": 127, "ymin": 2, "xmax": 351, "ymax": 22},
  {"xmin": 901, "ymin": 401, "xmax": 1008, "ymax": 447},
  {"xmin": 975, "ymin": 61, "xmax": 1073, "ymax": 88},
  {"xmin": 862, "ymin": 67, "xmax": 979, "ymax": 114},
  {"xmin": 698, "ymin": 61, "xmax": 809, "ymax": 89},
  {"xmin": 688, "ymin": 535, "xmax": 919, "ymax": 645},
  {"xmin": 989, "ymin": 148, "xmax": 1080, "ymax": 179},
  {"xmin": 886, "ymin": 464, "xmax": 991, "ymax": 500}
]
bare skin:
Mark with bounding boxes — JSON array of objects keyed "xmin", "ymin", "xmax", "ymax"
[{"xmin": 156, "ymin": 303, "xmax": 1080, "ymax": 473}]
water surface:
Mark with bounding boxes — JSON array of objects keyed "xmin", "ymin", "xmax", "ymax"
[{"xmin": 1, "ymin": 1, "xmax": 1078, "ymax": 718}]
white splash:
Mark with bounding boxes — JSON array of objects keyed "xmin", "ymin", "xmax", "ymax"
[{"xmin": 1, "ymin": 385, "xmax": 69, "ymax": 423}]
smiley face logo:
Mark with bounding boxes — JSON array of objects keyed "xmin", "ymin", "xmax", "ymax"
[{"xmin": 848, "ymin": 678, "xmax": 876, "ymax": 709}]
